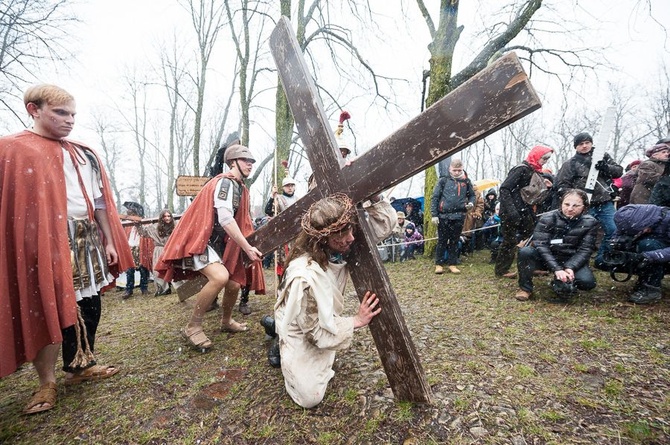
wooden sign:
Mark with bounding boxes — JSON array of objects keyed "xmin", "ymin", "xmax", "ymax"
[{"xmin": 175, "ymin": 176, "xmax": 211, "ymax": 196}]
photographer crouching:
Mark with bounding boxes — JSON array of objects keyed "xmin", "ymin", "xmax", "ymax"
[
  {"xmin": 606, "ymin": 204, "xmax": 670, "ymax": 304},
  {"xmin": 514, "ymin": 189, "xmax": 599, "ymax": 303}
]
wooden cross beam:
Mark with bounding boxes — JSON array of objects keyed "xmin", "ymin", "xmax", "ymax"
[{"xmin": 251, "ymin": 16, "xmax": 542, "ymax": 403}]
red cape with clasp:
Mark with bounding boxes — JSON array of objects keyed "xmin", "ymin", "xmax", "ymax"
[
  {"xmin": 0, "ymin": 130, "xmax": 133, "ymax": 378},
  {"xmin": 156, "ymin": 173, "xmax": 265, "ymax": 294}
]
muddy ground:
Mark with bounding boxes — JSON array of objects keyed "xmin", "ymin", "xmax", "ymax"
[{"xmin": 1, "ymin": 250, "xmax": 669, "ymax": 444}]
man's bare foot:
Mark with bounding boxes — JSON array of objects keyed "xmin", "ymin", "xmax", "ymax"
[{"xmin": 220, "ymin": 319, "xmax": 248, "ymax": 333}]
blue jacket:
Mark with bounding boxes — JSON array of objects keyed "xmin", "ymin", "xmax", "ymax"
[{"xmin": 614, "ymin": 204, "xmax": 670, "ymax": 262}]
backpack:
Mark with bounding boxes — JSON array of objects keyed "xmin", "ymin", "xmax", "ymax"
[{"xmin": 520, "ymin": 170, "xmax": 549, "ymax": 205}]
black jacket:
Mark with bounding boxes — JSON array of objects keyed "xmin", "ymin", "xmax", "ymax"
[
  {"xmin": 555, "ymin": 151, "xmax": 623, "ymax": 205},
  {"xmin": 498, "ymin": 162, "xmax": 535, "ymax": 219},
  {"xmin": 483, "ymin": 188, "xmax": 497, "ymax": 220},
  {"xmin": 532, "ymin": 210, "xmax": 599, "ymax": 272}
]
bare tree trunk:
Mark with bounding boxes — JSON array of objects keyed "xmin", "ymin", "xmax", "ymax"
[
  {"xmin": 91, "ymin": 114, "xmax": 123, "ymax": 208},
  {"xmin": 274, "ymin": 0, "xmax": 295, "ymax": 187},
  {"xmin": 180, "ymin": 0, "xmax": 226, "ymax": 175}
]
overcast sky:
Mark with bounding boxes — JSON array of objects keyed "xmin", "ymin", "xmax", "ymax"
[
  {"xmin": 16, "ymin": 0, "xmax": 670, "ymax": 204},
  {"xmin": 59, "ymin": 0, "xmax": 669, "ymax": 135}
]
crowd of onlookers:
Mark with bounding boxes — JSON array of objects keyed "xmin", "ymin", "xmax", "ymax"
[{"xmin": 380, "ymin": 133, "xmax": 670, "ymax": 305}]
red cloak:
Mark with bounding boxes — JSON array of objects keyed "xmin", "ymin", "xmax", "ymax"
[
  {"xmin": 0, "ymin": 131, "xmax": 133, "ymax": 378},
  {"xmin": 124, "ymin": 226, "xmax": 155, "ymax": 270},
  {"xmin": 156, "ymin": 173, "xmax": 265, "ymax": 294}
]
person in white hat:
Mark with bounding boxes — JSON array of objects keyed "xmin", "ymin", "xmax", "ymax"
[{"xmin": 265, "ymin": 176, "xmax": 298, "ymax": 217}]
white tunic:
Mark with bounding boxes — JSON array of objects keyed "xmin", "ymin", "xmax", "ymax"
[{"xmin": 274, "ymin": 199, "xmax": 396, "ymax": 408}]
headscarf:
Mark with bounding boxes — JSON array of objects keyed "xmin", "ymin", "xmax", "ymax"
[{"xmin": 525, "ymin": 145, "xmax": 554, "ymax": 172}]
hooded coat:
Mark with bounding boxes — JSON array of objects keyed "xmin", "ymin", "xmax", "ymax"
[{"xmin": 630, "ymin": 159, "xmax": 670, "ymax": 204}]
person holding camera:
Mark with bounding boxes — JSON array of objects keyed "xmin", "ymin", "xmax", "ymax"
[
  {"xmin": 610, "ymin": 204, "xmax": 670, "ymax": 304},
  {"xmin": 554, "ymin": 132, "xmax": 623, "ymax": 268},
  {"xmin": 514, "ymin": 189, "xmax": 599, "ymax": 302}
]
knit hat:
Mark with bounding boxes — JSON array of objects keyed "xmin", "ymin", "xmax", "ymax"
[
  {"xmin": 645, "ymin": 143, "xmax": 670, "ymax": 158},
  {"xmin": 573, "ymin": 132, "xmax": 593, "ymax": 148},
  {"xmin": 397, "ymin": 211, "xmax": 406, "ymax": 218},
  {"xmin": 334, "ymin": 111, "xmax": 351, "ymax": 156}
]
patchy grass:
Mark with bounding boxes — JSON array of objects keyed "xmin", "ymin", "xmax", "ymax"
[{"xmin": 1, "ymin": 250, "xmax": 669, "ymax": 444}]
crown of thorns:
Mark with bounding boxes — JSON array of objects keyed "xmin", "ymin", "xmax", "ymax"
[{"xmin": 301, "ymin": 193, "xmax": 355, "ymax": 240}]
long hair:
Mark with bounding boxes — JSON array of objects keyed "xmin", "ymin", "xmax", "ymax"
[
  {"xmin": 285, "ymin": 194, "xmax": 355, "ymax": 271},
  {"xmin": 157, "ymin": 210, "xmax": 175, "ymax": 238}
]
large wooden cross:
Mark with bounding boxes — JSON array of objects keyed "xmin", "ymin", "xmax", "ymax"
[{"xmin": 249, "ymin": 16, "xmax": 542, "ymax": 403}]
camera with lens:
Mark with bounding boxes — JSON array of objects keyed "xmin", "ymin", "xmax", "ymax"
[{"xmin": 601, "ymin": 236, "xmax": 645, "ymax": 282}]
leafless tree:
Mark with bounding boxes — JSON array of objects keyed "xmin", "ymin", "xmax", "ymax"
[
  {"xmin": 90, "ymin": 112, "xmax": 124, "ymax": 208},
  {"xmin": 413, "ymin": 0, "xmax": 605, "ymax": 254},
  {"xmin": 118, "ymin": 70, "xmax": 159, "ymax": 212},
  {"xmin": 155, "ymin": 36, "xmax": 197, "ymax": 211},
  {"xmin": 0, "ymin": 0, "xmax": 77, "ymax": 124},
  {"xmin": 179, "ymin": 0, "xmax": 228, "ymax": 174},
  {"xmin": 645, "ymin": 64, "xmax": 670, "ymax": 142},
  {"xmin": 270, "ymin": 1, "xmax": 406, "ymax": 189}
]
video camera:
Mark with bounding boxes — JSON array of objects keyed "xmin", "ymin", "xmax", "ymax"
[{"xmin": 601, "ymin": 236, "xmax": 647, "ymax": 282}]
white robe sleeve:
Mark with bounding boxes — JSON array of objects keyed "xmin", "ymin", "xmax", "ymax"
[
  {"xmin": 362, "ymin": 198, "xmax": 397, "ymax": 242},
  {"xmin": 295, "ymin": 284, "xmax": 354, "ymax": 351}
]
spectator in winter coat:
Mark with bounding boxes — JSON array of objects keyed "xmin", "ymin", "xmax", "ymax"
[
  {"xmin": 483, "ymin": 188, "xmax": 498, "ymax": 221},
  {"xmin": 264, "ymin": 176, "xmax": 300, "ymax": 283},
  {"xmin": 494, "ymin": 145, "xmax": 554, "ymax": 278},
  {"xmin": 612, "ymin": 204, "xmax": 670, "ymax": 304},
  {"xmin": 404, "ymin": 201, "xmax": 424, "ymax": 234},
  {"xmin": 461, "ymin": 188, "xmax": 485, "ymax": 253},
  {"xmin": 618, "ymin": 160, "xmax": 641, "ymax": 208},
  {"xmin": 514, "ymin": 189, "xmax": 598, "ymax": 302},
  {"xmin": 537, "ymin": 170, "xmax": 557, "ymax": 214},
  {"xmin": 430, "ymin": 159, "xmax": 476, "ymax": 274},
  {"xmin": 400, "ymin": 222, "xmax": 424, "ymax": 261},
  {"xmin": 630, "ymin": 143, "xmax": 670, "ymax": 204},
  {"xmin": 392, "ymin": 211, "xmax": 410, "ymax": 240},
  {"xmin": 554, "ymin": 132, "xmax": 623, "ymax": 267},
  {"xmin": 482, "ymin": 202, "xmax": 503, "ymax": 263}
]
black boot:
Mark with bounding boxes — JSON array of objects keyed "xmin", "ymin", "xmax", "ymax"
[
  {"xmin": 629, "ymin": 284, "xmax": 662, "ymax": 304},
  {"xmin": 260, "ymin": 315, "xmax": 276, "ymax": 338},
  {"xmin": 267, "ymin": 336, "xmax": 281, "ymax": 368},
  {"xmin": 239, "ymin": 285, "xmax": 251, "ymax": 315}
]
